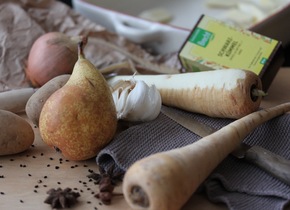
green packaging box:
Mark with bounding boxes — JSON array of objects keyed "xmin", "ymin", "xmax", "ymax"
[{"xmin": 178, "ymin": 15, "xmax": 283, "ymax": 91}]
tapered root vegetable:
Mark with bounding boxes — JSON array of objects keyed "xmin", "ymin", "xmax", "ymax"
[
  {"xmin": 123, "ymin": 102, "xmax": 290, "ymax": 210},
  {"xmin": 0, "ymin": 110, "xmax": 35, "ymax": 156},
  {"xmin": 25, "ymin": 74, "xmax": 70, "ymax": 126},
  {"xmin": 0, "ymin": 88, "xmax": 37, "ymax": 113},
  {"xmin": 107, "ymin": 69, "xmax": 264, "ymax": 119}
]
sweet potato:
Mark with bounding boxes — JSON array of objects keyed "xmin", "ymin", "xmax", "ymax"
[{"xmin": 0, "ymin": 110, "xmax": 35, "ymax": 156}]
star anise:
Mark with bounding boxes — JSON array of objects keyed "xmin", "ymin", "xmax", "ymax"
[
  {"xmin": 88, "ymin": 165, "xmax": 124, "ymax": 205},
  {"xmin": 44, "ymin": 187, "xmax": 80, "ymax": 209}
]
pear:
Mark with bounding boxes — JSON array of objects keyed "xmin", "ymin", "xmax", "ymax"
[{"xmin": 39, "ymin": 40, "xmax": 118, "ymax": 161}]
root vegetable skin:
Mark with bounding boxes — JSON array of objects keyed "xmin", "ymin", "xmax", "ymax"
[
  {"xmin": 0, "ymin": 110, "xmax": 35, "ymax": 156},
  {"xmin": 123, "ymin": 102, "xmax": 290, "ymax": 210},
  {"xmin": 0, "ymin": 88, "xmax": 37, "ymax": 113},
  {"xmin": 25, "ymin": 74, "xmax": 70, "ymax": 126},
  {"xmin": 107, "ymin": 69, "xmax": 263, "ymax": 119}
]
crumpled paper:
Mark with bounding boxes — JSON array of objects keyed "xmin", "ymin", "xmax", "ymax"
[
  {"xmin": 0, "ymin": 0, "xmax": 180, "ymax": 92},
  {"xmin": 0, "ymin": 0, "xmax": 103, "ymax": 91}
]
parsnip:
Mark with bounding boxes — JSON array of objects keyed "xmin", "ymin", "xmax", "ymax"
[
  {"xmin": 123, "ymin": 102, "xmax": 290, "ymax": 210},
  {"xmin": 107, "ymin": 69, "xmax": 263, "ymax": 119},
  {"xmin": 0, "ymin": 88, "xmax": 37, "ymax": 113}
]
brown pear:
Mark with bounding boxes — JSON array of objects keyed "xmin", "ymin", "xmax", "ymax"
[{"xmin": 39, "ymin": 40, "xmax": 117, "ymax": 161}]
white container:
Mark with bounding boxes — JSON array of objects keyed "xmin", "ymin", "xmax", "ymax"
[
  {"xmin": 72, "ymin": 0, "xmax": 196, "ymax": 54},
  {"xmin": 72, "ymin": 0, "xmax": 290, "ymax": 54}
]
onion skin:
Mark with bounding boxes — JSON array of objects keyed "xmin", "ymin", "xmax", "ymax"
[{"xmin": 26, "ymin": 32, "xmax": 81, "ymax": 87}]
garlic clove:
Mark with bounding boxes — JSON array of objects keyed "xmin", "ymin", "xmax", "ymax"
[
  {"xmin": 110, "ymin": 79, "xmax": 162, "ymax": 122},
  {"xmin": 122, "ymin": 80, "xmax": 149, "ymax": 121},
  {"xmin": 144, "ymin": 85, "xmax": 162, "ymax": 121},
  {"xmin": 131, "ymin": 83, "xmax": 161, "ymax": 122},
  {"xmin": 113, "ymin": 86, "xmax": 130, "ymax": 119}
]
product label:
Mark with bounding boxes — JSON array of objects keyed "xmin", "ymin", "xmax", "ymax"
[
  {"xmin": 189, "ymin": 28, "xmax": 214, "ymax": 48},
  {"xmin": 179, "ymin": 15, "xmax": 279, "ymax": 75}
]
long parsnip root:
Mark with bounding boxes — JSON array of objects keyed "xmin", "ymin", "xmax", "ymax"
[
  {"xmin": 0, "ymin": 88, "xmax": 37, "ymax": 113},
  {"xmin": 123, "ymin": 102, "xmax": 290, "ymax": 210},
  {"xmin": 107, "ymin": 69, "xmax": 263, "ymax": 119}
]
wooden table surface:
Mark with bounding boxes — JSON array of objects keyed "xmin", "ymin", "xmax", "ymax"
[{"xmin": 0, "ymin": 68, "xmax": 289, "ymax": 210}]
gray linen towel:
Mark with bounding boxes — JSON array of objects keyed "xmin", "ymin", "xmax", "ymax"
[{"xmin": 96, "ymin": 106, "xmax": 290, "ymax": 210}]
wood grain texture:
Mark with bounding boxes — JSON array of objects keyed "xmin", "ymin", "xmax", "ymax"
[{"xmin": 0, "ymin": 116, "xmax": 129, "ymax": 210}]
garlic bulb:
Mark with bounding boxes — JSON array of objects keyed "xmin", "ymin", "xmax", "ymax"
[{"xmin": 110, "ymin": 79, "xmax": 162, "ymax": 122}]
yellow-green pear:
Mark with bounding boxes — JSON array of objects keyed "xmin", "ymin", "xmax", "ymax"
[{"xmin": 39, "ymin": 40, "xmax": 117, "ymax": 160}]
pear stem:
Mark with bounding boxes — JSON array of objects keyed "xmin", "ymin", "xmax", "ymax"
[{"xmin": 78, "ymin": 36, "xmax": 88, "ymax": 59}]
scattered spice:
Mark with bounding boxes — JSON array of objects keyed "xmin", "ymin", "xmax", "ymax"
[
  {"xmin": 54, "ymin": 146, "xmax": 62, "ymax": 153},
  {"xmin": 1, "ymin": 147, "xmax": 112, "ymax": 209},
  {"xmin": 44, "ymin": 187, "xmax": 80, "ymax": 209},
  {"xmin": 88, "ymin": 165, "xmax": 124, "ymax": 205}
]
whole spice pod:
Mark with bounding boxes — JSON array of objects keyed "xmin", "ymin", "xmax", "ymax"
[{"xmin": 44, "ymin": 187, "xmax": 80, "ymax": 209}]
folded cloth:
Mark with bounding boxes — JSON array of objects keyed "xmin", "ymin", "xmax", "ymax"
[{"xmin": 96, "ymin": 106, "xmax": 290, "ymax": 210}]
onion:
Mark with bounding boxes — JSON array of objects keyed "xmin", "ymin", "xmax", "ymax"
[{"xmin": 25, "ymin": 32, "xmax": 85, "ymax": 87}]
